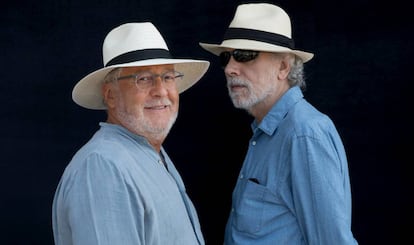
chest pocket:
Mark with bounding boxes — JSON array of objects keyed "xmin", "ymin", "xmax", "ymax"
[{"xmin": 233, "ymin": 179, "xmax": 270, "ymax": 234}]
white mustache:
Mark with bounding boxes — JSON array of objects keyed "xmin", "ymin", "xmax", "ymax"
[{"xmin": 227, "ymin": 77, "xmax": 250, "ymax": 88}]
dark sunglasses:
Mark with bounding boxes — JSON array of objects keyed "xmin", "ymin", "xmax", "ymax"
[{"xmin": 219, "ymin": 49, "xmax": 260, "ymax": 68}]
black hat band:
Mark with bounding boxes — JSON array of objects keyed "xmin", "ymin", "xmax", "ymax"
[
  {"xmin": 106, "ymin": 49, "xmax": 172, "ymax": 67},
  {"xmin": 223, "ymin": 27, "xmax": 295, "ymax": 49}
]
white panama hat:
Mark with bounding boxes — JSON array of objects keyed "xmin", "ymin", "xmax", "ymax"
[
  {"xmin": 72, "ymin": 22, "xmax": 210, "ymax": 110},
  {"xmin": 199, "ymin": 3, "xmax": 313, "ymax": 62}
]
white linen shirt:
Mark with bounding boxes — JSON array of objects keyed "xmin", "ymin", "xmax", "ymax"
[{"xmin": 52, "ymin": 122, "xmax": 204, "ymax": 245}]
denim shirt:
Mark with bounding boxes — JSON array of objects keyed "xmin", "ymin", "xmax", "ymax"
[
  {"xmin": 224, "ymin": 86, "xmax": 358, "ymax": 244},
  {"xmin": 53, "ymin": 122, "xmax": 204, "ymax": 245}
]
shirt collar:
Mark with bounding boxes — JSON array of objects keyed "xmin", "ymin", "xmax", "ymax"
[
  {"xmin": 251, "ymin": 86, "xmax": 304, "ymax": 135},
  {"xmin": 99, "ymin": 122, "xmax": 150, "ymax": 145}
]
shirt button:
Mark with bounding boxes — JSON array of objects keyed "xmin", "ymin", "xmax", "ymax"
[
  {"xmin": 158, "ymin": 159, "xmax": 162, "ymax": 164},
  {"xmin": 252, "ymin": 141, "xmax": 256, "ymax": 145},
  {"xmin": 240, "ymin": 174, "xmax": 244, "ymax": 179}
]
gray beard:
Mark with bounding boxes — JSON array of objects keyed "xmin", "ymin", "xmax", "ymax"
[
  {"xmin": 227, "ymin": 77, "xmax": 277, "ymax": 111},
  {"xmin": 116, "ymin": 106, "xmax": 177, "ymax": 142}
]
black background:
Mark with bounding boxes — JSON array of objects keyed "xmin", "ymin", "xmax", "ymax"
[{"xmin": 1, "ymin": 0, "xmax": 412, "ymax": 244}]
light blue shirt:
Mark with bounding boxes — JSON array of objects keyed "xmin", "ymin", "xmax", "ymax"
[
  {"xmin": 52, "ymin": 122, "xmax": 204, "ymax": 245},
  {"xmin": 224, "ymin": 86, "xmax": 358, "ymax": 245}
]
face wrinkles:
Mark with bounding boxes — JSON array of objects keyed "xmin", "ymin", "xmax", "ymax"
[
  {"xmin": 111, "ymin": 65, "xmax": 179, "ymax": 141},
  {"xmin": 226, "ymin": 56, "xmax": 279, "ymax": 113},
  {"xmin": 115, "ymin": 95, "xmax": 177, "ymax": 142}
]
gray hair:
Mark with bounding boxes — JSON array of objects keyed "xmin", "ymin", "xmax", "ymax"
[
  {"xmin": 287, "ymin": 54, "xmax": 306, "ymax": 90},
  {"xmin": 102, "ymin": 68, "xmax": 123, "ymax": 108},
  {"xmin": 271, "ymin": 53, "xmax": 306, "ymax": 90},
  {"xmin": 103, "ymin": 67, "xmax": 123, "ymax": 84}
]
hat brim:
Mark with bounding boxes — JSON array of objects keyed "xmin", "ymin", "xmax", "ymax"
[
  {"xmin": 199, "ymin": 39, "xmax": 313, "ymax": 63},
  {"xmin": 72, "ymin": 58, "xmax": 209, "ymax": 110}
]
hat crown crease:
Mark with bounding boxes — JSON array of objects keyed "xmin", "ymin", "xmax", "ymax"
[
  {"xmin": 103, "ymin": 23, "xmax": 169, "ymax": 66},
  {"xmin": 229, "ymin": 4, "xmax": 292, "ymax": 38}
]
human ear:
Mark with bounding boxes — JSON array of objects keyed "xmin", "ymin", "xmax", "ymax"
[
  {"xmin": 102, "ymin": 82, "xmax": 116, "ymax": 109},
  {"xmin": 277, "ymin": 55, "xmax": 291, "ymax": 80}
]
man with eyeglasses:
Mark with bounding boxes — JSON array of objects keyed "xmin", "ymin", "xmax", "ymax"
[
  {"xmin": 200, "ymin": 3, "xmax": 358, "ymax": 245},
  {"xmin": 52, "ymin": 22, "xmax": 209, "ymax": 245}
]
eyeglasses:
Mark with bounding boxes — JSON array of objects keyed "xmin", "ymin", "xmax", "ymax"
[
  {"xmin": 219, "ymin": 49, "xmax": 260, "ymax": 68},
  {"xmin": 117, "ymin": 70, "xmax": 184, "ymax": 90}
]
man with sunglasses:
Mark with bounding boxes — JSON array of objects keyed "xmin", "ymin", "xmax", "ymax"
[
  {"xmin": 52, "ymin": 22, "xmax": 209, "ymax": 245},
  {"xmin": 200, "ymin": 3, "xmax": 358, "ymax": 245}
]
